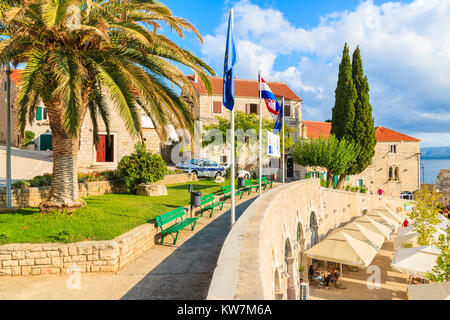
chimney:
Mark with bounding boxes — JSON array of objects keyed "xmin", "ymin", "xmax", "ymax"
[{"xmin": 193, "ymin": 71, "xmax": 199, "ymax": 83}]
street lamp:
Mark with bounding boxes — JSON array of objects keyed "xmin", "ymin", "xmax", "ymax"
[
  {"xmin": 5, "ymin": 64, "xmax": 12, "ymax": 208},
  {"xmin": 420, "ymin": 162, "xmax": 425, "ymax": 185}
]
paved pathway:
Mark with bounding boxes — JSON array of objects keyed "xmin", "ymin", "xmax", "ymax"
[
  {"xmin": 0, "ymin": 145, "xmax": 53, "ymax": 186},
  {"xmin": 0, "ymin": 190, "xmax": 263, "ymax": 300}
]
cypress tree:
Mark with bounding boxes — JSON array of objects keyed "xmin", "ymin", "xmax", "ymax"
[
  {"xmin": 331, "ymin": 43, "xmax": 357, "ymax": 143},
  {"xmin": 347, "ymin": 46, "xmax": 376, "ymax": 175}
]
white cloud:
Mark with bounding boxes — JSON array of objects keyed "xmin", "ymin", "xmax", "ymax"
[{"xmin": 201, "ymin": 0, "xmax": 450, "ymax": 146}]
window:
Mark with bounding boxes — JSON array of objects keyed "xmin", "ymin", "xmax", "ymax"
[
  {"xmin": 358, "ymin": 179, "xmax": 364, "ymax": 187},
  {"xmin": 221, "ymin": 155, "xmax": 227, "ymax": 164},
  {"xmin": 389, "ymin": 145, "xmax": 397, "ymax": 153},
  {"xmin": 36, "ymin": 107, "xmax": 48, "ymax": 121},
  {"xmin": 246, "ymin": 104, "xmax": 259, "ymax": 115},
  {"xmin": 213, "ymin": 101, "xmax": 222, "ymax": 114},
  {"xmin": 389, "ymin": 166, "xmax": 400, "ymax": 181},
  {"xmin": 284, "ymin": 104, "xmax": 291, "ymax": 117}
]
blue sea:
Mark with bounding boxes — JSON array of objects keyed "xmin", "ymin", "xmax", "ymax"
[{"xmin": 421, "ymin": 159, "xmax": 450, "ymax": 184}]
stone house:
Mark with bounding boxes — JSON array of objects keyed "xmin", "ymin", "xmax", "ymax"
[
  {"xmin": 183, "ymin": 74, "xmax": 304, "ymax": 178},
  {"xmin": 301, "ymin": 121, "xmax": 421, "ymax": 198},
  {"xmin": 435, "ymin": 169, "xmax": 450, "ymax": 204},
  {"xmin": 0, "ymin": 69, "xmax": 162, "ymax": 171}
]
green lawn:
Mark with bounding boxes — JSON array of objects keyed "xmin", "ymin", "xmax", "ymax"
[{"xmin": 0, "ymin": 179, "xmax": 230, "ymax": 244}]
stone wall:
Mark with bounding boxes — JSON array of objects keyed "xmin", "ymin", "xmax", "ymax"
[
  {"xmin": 0, "ymin": 180, "xmax": 126, "ymax": 208},
  {"xmin": 207, "ymin": 179, "xmax": 408, "ymax": 300},
  {"xmin": 0, "ymin": 223, "xmax": 158, "ymax": 276},
  {"xmin": 0, "ymin": 174, "xmax": 196, "ymax": 208}
]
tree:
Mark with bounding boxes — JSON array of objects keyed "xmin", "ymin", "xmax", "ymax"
[
  {"xmin": 292, "ymin": 135, "xmax": 359, "ymax": 188},
  {"xmin": 331, "ymin": 43, "xmax": 357, "ymax": 143},
  {"xmin": 426, "ymin": 229, "xmax": 449, "ymax": 283},
  {"xmin": 346, "ymin": 46, "xmax": 376, "ymax": 177},
  {"xmin": 409, "ymin": 187, "xmax": 443, "ymax": 246},
  {"xmin": 202, "ymin": 111, "xmax": 295, "ymax": 168},
  {"xmin": 0, "ymin": 0, "xmax": 214, "ymax": 212}
]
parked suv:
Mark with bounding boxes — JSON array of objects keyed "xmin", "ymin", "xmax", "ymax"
[{"xmin": 176, "ymin": 159, "xmax": 225, "ymax": 178}]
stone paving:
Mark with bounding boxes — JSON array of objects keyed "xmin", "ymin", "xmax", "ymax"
[
  {"xmin": 0, "ymin": 145, "xmax": 53, "ymax": 186},
  {"xmin": 0, "ymin": 189, "xmax": 262, "ymax": 300}
]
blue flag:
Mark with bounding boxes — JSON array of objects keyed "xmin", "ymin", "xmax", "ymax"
[
  {"xmin": 223, "ymin": 12, "xmax": 238, "ymax": 111},
  {"xmin": 273, "ymin": 102, "xmax": 283, "ymax": 134}
]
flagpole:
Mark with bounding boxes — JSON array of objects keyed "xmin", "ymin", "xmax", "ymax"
[
  {"xmin": 258, "ymin": 71, "xmax": 262, "ymax": 196},
  {"xmin": 282, "ymin": 97, "xmax": 285, "ymax": 185},
  {"xmin": 230, "ymin": 8, "xmax": 236, "ymax": 229}
]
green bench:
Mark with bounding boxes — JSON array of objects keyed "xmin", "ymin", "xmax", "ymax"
[
  {"xmin": 242, "ymin": 179, "xmax": 259, "ymax": 195},
  {"xmin": 257, "ymin": 176, "xmax": 273, "ymax": 190},
  {"xmin": 155, "ymin": 207, "xmax": 198, "ymax": 245},
  {"xmin": 221, "ymin": 185, "xmax": 245, "ymax": 200},
  {"xmin": 200, "ymin": 193, "xmax": 225, "ymax": 218}
]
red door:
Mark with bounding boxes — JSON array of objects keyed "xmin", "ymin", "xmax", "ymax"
[{"xmin": 96, "ymin": 135, "xmax": 106, "ymax": 162}]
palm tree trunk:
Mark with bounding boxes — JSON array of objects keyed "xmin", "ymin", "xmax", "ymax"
[{"xmin": 39, "ymin": 99, "xmax": 87, "ymax": 213}]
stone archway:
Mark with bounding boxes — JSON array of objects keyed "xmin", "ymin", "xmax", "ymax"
[
  {"xmin": 310, "ymin": 212, "xmax": 319, "ymax": 246},
  {"xmin": 284, "ymin": 238, "xmax": 296, "ymax": 300}
]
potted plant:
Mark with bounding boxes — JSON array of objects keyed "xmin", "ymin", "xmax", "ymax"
[{"xmin": 22, "ymin": 131, "xmax": 36, "ymax": 150}]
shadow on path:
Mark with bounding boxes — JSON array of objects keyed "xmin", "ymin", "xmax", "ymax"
[{"xmin": 121, "ymin": 198, "xmax": 256, "ymax": 300}]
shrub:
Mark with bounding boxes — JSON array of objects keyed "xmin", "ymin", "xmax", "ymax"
[
  {"xmin": 402, "ymin": 242, "xmax": 413, "ymax": 248},
  {"xmin": 117, "ymin": 145, "xmax": 168, "ymax": 193},
  {"xmin": 22, "ymin": 131, "xmax": 36, "ymax": 147},
  {"xmin": 351, "ymin": 186, "xmax": 359, "ymax": 192},
  {"xmin": 345, "ymin": 185, "xmax": 351, "ymax": 191},
  {"xmin": 0, "ymin": 232, "xmax": 7, "ymax": 245},
  {"xmin": 50, "ymin": 229, "xmax": 71, "ymax": 243},
  {"xmin": 320, "ymin": 180, "xmax": 328, "ymax": 188},
  {"xmin": 359, "ymin": 187, "xmax": 368, "ymax": 194},
  {"xmin": 12, "ymin": 180, "xmax": 31, "ymax": 189},
  {"xmin": 29, "ymin": 174, "xmax": 52, "ymax": 187}
]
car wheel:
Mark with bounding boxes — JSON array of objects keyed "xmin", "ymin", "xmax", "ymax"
[
  {"xmin": 215, "ymin": 172, "xmax": 222, "ymax": 178},
  {"xmin": 191, "ymin": 170, "xmax": 198, "ymax": 178}
]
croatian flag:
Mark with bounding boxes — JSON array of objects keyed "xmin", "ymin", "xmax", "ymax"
[{"xmin": 259, "ymin": 76, "xmax": 281, "ymax": 116}]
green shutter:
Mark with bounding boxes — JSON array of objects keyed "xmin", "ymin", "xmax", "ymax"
[
  {"xmin": 319, "ymin": 172, "xmax": 324, "ymax": 180},
  {"xmin": 36, "ymin": 107, "xmax": 43, "ymax": 121},
  {"xmin": 346, "ymin": 175, "xmax": 350, "ymax": 181}
]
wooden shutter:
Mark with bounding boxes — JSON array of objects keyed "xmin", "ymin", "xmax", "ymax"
[
  {"xmin": 256, "ymin": 103, "xmax": 260, "ymax": 115},
  {"xmin": 96, "ymin": 135, "xmax": 106, "ymax": 162},
  {"xmin": 36, "ymin": 107, "xmax": 43, "ymax": 121},
  {"xmin": 213, "ymin": 101, "xmax": 222, "ymax": 114},
  {"xmin": 245, "ymin": 104, "xmax": 250, "ymax": 114}
]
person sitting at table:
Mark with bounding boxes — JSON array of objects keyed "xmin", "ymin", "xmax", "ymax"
[
  {"xmin": 308, "ymin": 265, "xmax": 322, "ymax": 284},
  {"xmin": 322, "ymin": 271, "xmax": 333, "ymax": 289}
]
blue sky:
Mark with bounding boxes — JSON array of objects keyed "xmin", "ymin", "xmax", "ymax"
[{"xmin": 160, "ymin": 0, "xmax": 450, "ymax": 147}]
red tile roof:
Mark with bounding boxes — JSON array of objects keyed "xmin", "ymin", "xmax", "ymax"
[
  {"xmin": 187, "ymin": 75, "xmax": 302, "ymax": 101},
  {"xmin": 375, "ymin": 126, "xmax": 421, "ymax": 142},
  {"xmin": 9, "ymin": 69, "xmax": 22, "ymax": 85},
  {"xmin": 302, "ymin": 121, "xmax": 420, "ymax": 142}
]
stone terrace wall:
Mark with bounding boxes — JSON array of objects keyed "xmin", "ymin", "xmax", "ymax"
[
  {"xmin": 0, "ymin": 174, "xmax": 196, "ymax": 208},
  {"xmin": 0, "ymin": 223, "xmax": 158, "ymax": 276},
  {"xmin": 207, "ymin": 179, "xmax": 408, "ymax": 300},
  {"xmin": 0, "ymin": 180, "xmax": 126, "ymax": 208}
]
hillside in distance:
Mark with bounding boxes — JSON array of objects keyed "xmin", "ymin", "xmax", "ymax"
[{"xmin": 421, "ymin": 146, "xmax": 450, "ymax": 159}]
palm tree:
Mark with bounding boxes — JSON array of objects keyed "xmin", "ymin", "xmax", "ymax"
[{"xmin": 0, "ymin": 0, "xmax": 214, "ymax": 212}]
